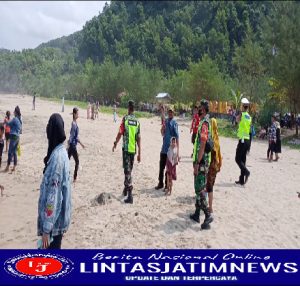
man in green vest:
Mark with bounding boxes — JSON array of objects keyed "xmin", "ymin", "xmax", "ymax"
[
  {"xmin": 190, "ymin": 99, "xmax": 213, "ymax": 230},
  {"xmin": 235, "ymin": 98, "xmax": 252, "ymax": 185},
  {"xmin": 112, "ymin": 100, "xmax": 141, "ymax": 204}
]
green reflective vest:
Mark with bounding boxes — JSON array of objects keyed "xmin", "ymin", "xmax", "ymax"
[
  {"xmin": 237, "ymin": 112, "xmax": 252, "ymax": 140},
  {"xmin": 193, "ymin": 116, "xmax": 211, "ymax": 164},
  {"xmin": 124, "ymin": 114, "xmax": 140, "ymax": 154}
]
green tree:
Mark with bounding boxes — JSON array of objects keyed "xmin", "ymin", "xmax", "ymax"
[
  {"xmin": 263, "ymin": 1, "xmax": 300, "ymax": 135},
  {"xmin": 232, "ymin": 31, "xmax": 267, "ymax": 104}
]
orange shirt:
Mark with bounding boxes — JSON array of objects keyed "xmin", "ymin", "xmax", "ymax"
[{"xmin": 4, "ymin": 118, "xmax": 10, "ymax": 133}]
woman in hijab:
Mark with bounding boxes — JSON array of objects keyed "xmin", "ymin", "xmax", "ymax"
[
  {"xmin": 206, "ymin": 117, "xmax": 222, "ymax": 215},
  {"xmin": 4, "ymin": 106, "xmax": 22, "ymax": 172},
  {"xmin": 37, "ymin": 113, "xmax": 71, "ymax": 249},
  {"xmin": 274, "ymin": 119, "xmax": 281, "ymax": 161}
]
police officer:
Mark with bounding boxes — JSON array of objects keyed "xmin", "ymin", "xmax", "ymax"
[
  {"xmin": 190, "ymin": 100, "xmax": 213, "ymax": 230},
  {"xmin": 235, "ymin": 98, "xmax": 252, "ymax": 185},
  {"xmin": 112, "ymin": 100, "xmax": 141, "ymax": 204}
]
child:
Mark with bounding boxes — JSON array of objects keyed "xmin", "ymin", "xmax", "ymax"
[
  {"xmin": 113, "ymin": 104, "xmax": 117, "ymax": 123},
  {"xmin": 0, "ymin": 123, "xmax": 4, "ymax": 168},
  {"xmin": 68, "ymin": 108, "xmax": 85, "ymax": 182},
  {"xmin": 4, "ymin": 111, "xmax": 11, "ymax": 152},
  {"xmin": 166, "ymin": 137, "xmax": 178, "ymax": 195}
]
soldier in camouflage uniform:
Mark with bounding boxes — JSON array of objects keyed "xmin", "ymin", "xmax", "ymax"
[
  {"xmin": 112, "ymin": 101, "xmax": 141, "ymax": 204},
  {"xmin": 190, "ymin": 100, "xmax": 214, "ymax": 230}
]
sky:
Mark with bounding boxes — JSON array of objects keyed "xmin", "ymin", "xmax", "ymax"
[{"xmin": 0, "ymin": 1, "xmax": 109, "ymax": 51}]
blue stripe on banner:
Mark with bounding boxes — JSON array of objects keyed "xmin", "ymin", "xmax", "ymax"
[{"xmin": 0, "ymin": 250, "xmax": 299, "ymax": 286}]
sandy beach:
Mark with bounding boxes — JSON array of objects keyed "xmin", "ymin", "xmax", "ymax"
[{"xmin": 0, "ymin": 93, "xmax": 299, "ymax": 249}]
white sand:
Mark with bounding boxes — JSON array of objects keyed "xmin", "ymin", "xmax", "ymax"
[{"xmin": 0, "ymin": 93, "xmax": 299, "ymax": 249}]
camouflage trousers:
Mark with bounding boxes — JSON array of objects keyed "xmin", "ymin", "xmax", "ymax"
[
  {"xmin": 194, "ymin": 163, "xmax": 210, "ymax": 215},
  {"xmin": 122, "ymin": 150, "xmax": 135, "ymax": 189}
]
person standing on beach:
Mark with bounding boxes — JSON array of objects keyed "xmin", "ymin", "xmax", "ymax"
[
  {"xmin": 190, "ymin": 100, "xmax": 213, "ymax": 230},
  {"xmin": 0, "ymin": 124, "xmax": 4, "ymax": 168},
  {"xmin": 68, "ymin": 108, "xmax": 85, "ymax": 183},
  {"xmin": 113, "ymin": 103, "xmax": 117, "ymax": 123},
  {"xmin": 4, "ymin": 111, "xmax": 11, "ymax": 153},
  {"xmin": 190, "ymin": 106, "xmax": 200, "ymax": 157},
  {"xmin": 38, "ymin": 113, "xmax": 71, "ymax": 249},
  {"xmin": 155, "ymin": 107, "xmax": 179, "ymax": 191},
  {"xmin": 274, "ymin": 118, "xmax": 281, "ymax": 161},
  {"xmin": 91, "ymin": 103, "xmax": 95, "ymax": 120},
  {"xmin": 33, "ymin": 93, "xmax": 36, "ymax": 110},
  {"xmin": 95, "ymin": 101, "xmax": 99, "ymax": 119},
  {"xmin": 235, "ymin": 98, "xmax": 251, "ymax": 185},
  {"xmin": 112, "ymin": 100, "xmax": 141, "ymax": 204},
  {"xmin": 206, "ymin": 118, "xmax": 222, "ymax": 214},
  {"xmin": 62, "ymin": 96, "xmax": 65, "ymax": 113},
  {"xmin": 4, "ymin": 106, "xmax": 22, "ymax": 172},
  {"xmin": 88, "ymin": 102, "xmax": 92, "ymax": 119},
  {"xmin": 267, "ymin": 115, "xmax": 277, "ymax": 162}
]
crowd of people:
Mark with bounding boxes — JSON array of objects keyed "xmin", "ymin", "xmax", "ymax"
[{"xmin": 1, "ymin": 95, "xmax": 296, "ymax": 249}]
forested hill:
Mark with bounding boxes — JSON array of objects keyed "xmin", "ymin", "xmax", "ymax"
[
  {"xmin": 36, "ymin": 31, "xmax": 82, "ymax": 54},
  {"xmin": 40, "ymin": 1, "xmax": 272, "ymax": 75},
  {"xmin": 1, "ymin": 1, "xmax": 299, "ymax": 127}
]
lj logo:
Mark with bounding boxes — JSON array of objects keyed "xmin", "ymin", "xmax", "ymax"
[{"xmin": 4, "ymin": 253, "xmax": 74, "ymax": 280}]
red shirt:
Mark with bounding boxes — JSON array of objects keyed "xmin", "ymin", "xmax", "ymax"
[{"xmin": 191, "ymin": 114, "xmax": 200, "ymax": 134}]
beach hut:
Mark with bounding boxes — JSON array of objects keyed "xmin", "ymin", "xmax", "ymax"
[{"xmin": 155, "ymin": 92, "xmax": 171, "ymax": 104}]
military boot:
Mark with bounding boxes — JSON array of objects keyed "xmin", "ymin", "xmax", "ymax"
[
  {"xmin": 190, "ymin": 201, "xmax": 201, "ymax": 223},
  {"xmin": 201, "ymin": 209, "xmax": 214, "ymax": 230},
  {"xmin": 124, "ymin": 187, "xmax": 133, "ymax": 204}
]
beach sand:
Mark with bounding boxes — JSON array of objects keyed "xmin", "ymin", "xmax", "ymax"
[{"xmin": 0, "ymin": 93, "xmax": 299, "ymax": 249}]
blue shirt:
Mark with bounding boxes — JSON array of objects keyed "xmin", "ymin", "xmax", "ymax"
[
  {"xmin": 37, "ymin": 144, "xmax": 71, "ymax": 236},
  {"xmin": 69, "ymin": 121, "xmax": 79, "ymax": 146},
  {"xmin": 8, "ymin": 117, "xmax": 22, "ymax": 137},
  {"xmin": 161, "ymin": 118, "xmax": 179, "ymax": 154}
]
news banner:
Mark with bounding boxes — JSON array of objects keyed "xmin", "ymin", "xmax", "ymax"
[{"xmin": 0, "ymin": 250, "xmax": 299, "ymax": 285}]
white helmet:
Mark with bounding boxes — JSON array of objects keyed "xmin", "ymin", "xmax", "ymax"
[{"xmin": 241, "ymin": 98, "xmax": 250, "ymax": 105}]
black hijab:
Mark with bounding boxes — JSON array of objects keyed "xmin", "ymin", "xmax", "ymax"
[{"xmin": 43, "ymin": 113, "xmax": 66, "ymax": 173}]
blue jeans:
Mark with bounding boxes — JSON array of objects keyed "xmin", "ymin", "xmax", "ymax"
[{"xmin": 7, "ymin": 136, "xmax": 19, "ymax": 166}]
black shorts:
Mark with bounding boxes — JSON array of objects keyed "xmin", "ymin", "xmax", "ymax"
[
  {"xmin": 5, "ymin": 132, "xmax": 10, "ymax": 140},
  {"xmin": 191, "ymin": 133, "xmax": 197, "ymax": 144}
]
